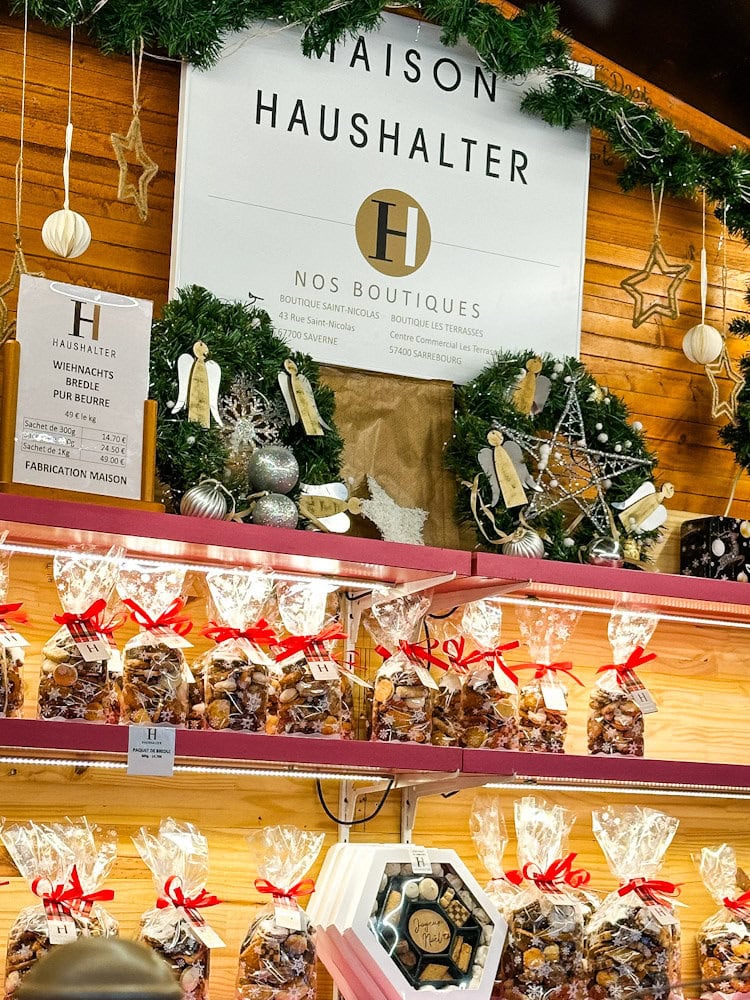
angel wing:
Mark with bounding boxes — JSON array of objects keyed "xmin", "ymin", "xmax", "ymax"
[
  {"xmin": 611, "ymin": 482, "xmax": 654, "ymax": 510},
  {"xmin": 612, "ymin": 482, "xmax": 666, "ymax": 533},
  {"xmin": 531, "ymin": 375, "xmax": 552, "ymax": 416},
  {"xmin": 478, "ymin": 446, "xmax": 501, "ymax": 507},
  {"xmin": 637, "ymin": 504, "xmax": 668, "ymax": 533},
  {"xmin": 503, "ymin": 440, "xmax": 542, "ymax": 492},
  {"xmin": 205, "ymin": 359, "xmax": 223, "ymax": 427},
  {"xmin": 295, "ymin": 371, "xmax": 331, "ymax": 432},
  {"xmin": 300, "ymin": 482, "xmax": 351, "ymax": 533},
  {"xmin": 170, "ymin": 352, "xmax": 193, "ymax": 415},
  {"xmin": 278, "ymin": 369, "xmax": 299, "ymax": 426}
]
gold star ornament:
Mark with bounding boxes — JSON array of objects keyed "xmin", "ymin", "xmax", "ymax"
[
  {"xmin": 0, "ymin": 240, "xmax": 44, "ymax": 344},
  {"xmin": 110, "ymin": 111, "xmax": 158, "ymax": 221},
  {"xmin": 620, "ymin": 236, "xmax": 691, "ymax": 328},
  {"xmin": 706, "ymin": 345, "xmax": 744, "ymax": 421}
]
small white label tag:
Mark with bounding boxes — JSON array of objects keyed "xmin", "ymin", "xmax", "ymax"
[
  {"xmin": 46, "ymin": 907, "xmax": 78, "ymax": 945},
  {"xmin": 409, "ymin": 846, "xmax": 433, "ymax": 874},
  {"xmin": 0, "ymin": 629, "xmax": 28, "ymax": 648},
  {"xmin": 493, "ymin": 665, "xmax": 518, "ymax": 694},
  {"xmin": 273, "ymin": 897, "xmax": 303, "ymax": 931},
  {"xmin": 648, "ymin": 902, "xmax": 677, "ymax": 926},
  {"xmin": 414, "ymin": 665, "xmax": 440, "ymax": 691},
  {"xmin": 187, "ymin": 912, "xmax": 225, "ymax": 949},
  {"xmin": 69, "ymin": 630, "xmax": 113, "ymax": 662},
  {"xmin": 541, "ymin": 678, "xmax": 568, "ymax": 712},
  {"xmin": 308, "ymin": 658, "xmax": 340, "ymax": 681},
  {"xmin": 622, "ymin": 671, "xmax": 658, "ymax": 714},
  {"xmin": 127, "ymin": 725, "xmax": 176, "ymax": 777},
  {"xmin": 149, "ymin": 626, "xmax": 193, "ymax": 649}
]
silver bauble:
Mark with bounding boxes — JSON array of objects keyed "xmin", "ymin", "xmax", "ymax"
[
  {"xmin": 502, "ymin": 528, "xmax": 545, "ymax": 559},
  {"xmin": 180, "ymin": 480, "xmax": 229, "ymax": 519},
  {"xmin": 247, "ymin": 446, "xmax": 299, "ymax": 495},
  {"xmin": 586, "ymin": 535, "xmax": 624, "ymax": 568},
  {"xmin": 251, "ymin": 493, "xmax": 299, "ymax": 529}
]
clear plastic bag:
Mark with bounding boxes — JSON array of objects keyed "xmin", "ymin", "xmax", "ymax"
[
  {"xmin": 501, "ymin": 797, "xmax": 586, "ymax": 1000},
  {"xmin": 368, "ymin": 591, "xmax": 438, "ymax": 744},
  {"xmin": 1, "ymin": 818, "xmax": 118, "ymax": 1000},
  {"xmin": 460, "ymin": 598, "xmax": 520, "ymax": 750},
  {"xmin": 237, "ymin": 825, "xmax": 324, "ymax": 1000},
  {"xmin": 39, "ymin": 546, "xmax": 123, "ymax": 723},
  {"xmin": 0, "ymin": 545, "xmax": 26, "ymax": 718},
  {"xmin": 197, "ymin": 569, "xmax": 276, "ymax": 732},
  {"xmin": 133, "ymin": 818, "xmax": 222, "ymax": 1000},
  {"xmin": 515, "ymin": 605, "xmax": 581, "ymax": 753},
  {"xmin": 696, "ymin": 844, "xmax": 750, "ymax": 999},
  {"xmin": 470, "ymin": 792, "xmax": 520, "ymax": 917},
  {"xmin": 271, "ymin": 582, "xmax": 344, "ymax": 737},
  {"xmin": 587, "ymin": 807, "xmax": 682, "ymax": 1000},
  {"xmin": 588, "ymin": 608, "xmax": 658, "ymax": 756},
  {"xmin": 117, "ymin": 563, "xmax": 193, "ymax": 726}
]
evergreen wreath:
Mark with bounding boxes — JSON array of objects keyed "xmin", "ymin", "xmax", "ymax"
[
  {"xmin": 150, "ymin": 284, "xmax": 343, "ymax": 515},
  {"xmin": 719, "ymin": 353, "xmax": 750, "ymax": 477},
  {"xmin": 446, "ymin": 351, "xmax": 661, "ymax": 562}
]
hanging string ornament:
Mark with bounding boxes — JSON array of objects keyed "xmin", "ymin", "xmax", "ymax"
[
  {"xmin": 41, "ymin": 22, "xmax": 91, "ymax": 259},
  {"xmin": 0, "ymin": 0, "xmax": 44, "ymax": 344},
  {"xmin": 620, "ymin": 184, "xmax": 691, "ymax": 328},
  {"xmin": 150, "ymin": 285, "xmax": 342, "ymax": 523},
  {"xmin": 446, "ymin": 351, "xmax": 666, "ymax": 564},
  {"xmin": 110, "ymin": 39, "xmax": 159, "ymax": 222},
  {"xmin": 705, "ymin": 207, "xmax": 744, "ymax": 422},
  {"xmin": 682, "ymin": 191, "xmax": 723, "ymax": 366}
]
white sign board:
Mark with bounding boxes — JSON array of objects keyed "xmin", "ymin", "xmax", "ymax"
[
  {"xmin": 13, "ymin": 276, "xmax": 152, "ymax": 499},
  {"xmin": 127, "ymin": 725, "xmax": 176, "ymax": 776},
  {"xmin": 172, "ymin": 14, "xmax": 590, "ymax": 383}
]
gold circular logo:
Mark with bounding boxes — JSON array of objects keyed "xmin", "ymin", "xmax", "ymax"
[{"xmin": 355, "ymin": 189, "xmax": 431, "ymax": 277}]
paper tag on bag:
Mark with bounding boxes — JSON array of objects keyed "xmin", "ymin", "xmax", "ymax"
[
  {"xmin": 414, "ymin": 665, "xmax": 440, "ymax": 690},
  {"xmin": 409, "ymin": 845, "xmax": 433, "ymax": 874},
  {"xmin": 186, "ymin": 910, "xmax": 226, "ymax": 949},
  {"xmin": 66, "ymin": 622, "xmax": 112, "ymax": 662},
  {"xmin": 493, "ymin": 664, "xmax": 518, "ymax": 694},
  {"xmin": 541, "ymin": 678, "xmax": 568, "ymax": 712},
  {"xmin": 308, "ymin": 657, "xmax": 340, "ymax": 681},
  {"xmin": 273, "ymin": 897, "xmax": 303, "ymax": 931},
  {"xmin": 621, "ymin": 670, "xmax": 658, "ymax": 714},
  {"xmin": 0, "ymin": 627, "xmax": 28, "ymax": 648},
  {"xmin": 648, "ymin": 902, "xmax": 677, "ymax": 926},
  {"xmin": 44, "ymin": 902, "xmax": 78, "ymax": 945}
]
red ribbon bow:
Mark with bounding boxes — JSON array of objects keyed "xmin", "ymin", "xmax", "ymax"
[
  {"xmin": 274, "ymin": 622, "xmax": 346, "ymax": 661},
  {"xmin": 723, "ymin": 891, "xmax": 750, "ymax": 914},
  {"xmin": 123, "ymin": 597, "xmax": 193, "ymax": 637},
  {"xmin": 517, "ymin": 661, "xmax": 584, "ymax": 686},
  {"xmin": 598, "ymin": 646, "xmax": 657, "ymax": 685},
  {"xmin": 202, "ymin": 618, "xmax": 278, "ymax": 647},
  {"xmin": 618, "ymin": 877, "xmax": 681, "ymax": 905},
  {"xmin": 442, "ymin": 638, "xmax": 488, "ymax": 674},
  {"xmin": 54, "ymin": 598, "xmax": 107, "ymax": 630},
  {"xmin": 374, "ymin": 639, "xmax": 448, "ymax": 671},
  {"xmin": 507, "ymin": 853, "xmax": 591, "ymax": 892},
  {"xmin": 156, "ymin": 876, "xmax": 221, "ymax": 911},
  {"xmin": 255, "ymin": 877, "xmax": 316, "ymax": 901},
  {"xmin": 0, "ymin": 602, "xmax": 27, "ymax": 625},
  {"xmin": 32, "ymin": 865, "xmax": 114, "ymax": 915}
]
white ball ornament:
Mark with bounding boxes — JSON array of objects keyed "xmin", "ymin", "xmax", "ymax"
[
  {"xmin": 41, "ymin": 208, "xmax": 91, "ymax": 259},
  {"xmin": 711, "ymin": 538, "xmax": 726, "ymax": 557},
  {"xmin": 740, "ymin": 521, "xmax": 750, "ymax": 539},
  {"xmin": 598, "ymin": 433, "xmax": 608, "ymax": 443},
  {"xmin": 632, "ymin": 422, "xmax": 643, "ymax": 432},
  {"xmin": 682, "ymin": 323, "xmax": 724, "ymax": 365}
]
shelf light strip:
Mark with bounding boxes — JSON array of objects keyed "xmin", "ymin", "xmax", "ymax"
[{"xmin": 483, "ymin": 776, "xmax": 750, "ymax": 800}]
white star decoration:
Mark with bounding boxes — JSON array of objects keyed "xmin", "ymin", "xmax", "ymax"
[
  {"xmin": 360, "ymin": 476, "xmax": 428, "ymax": 546},
  {"xmin": 497, "ymin": 377, "xmax": 653, "ymax": 535}
]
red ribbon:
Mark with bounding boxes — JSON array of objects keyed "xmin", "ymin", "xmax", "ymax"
[
  {"xmin": 374, "ymin": 639, "xmax": 448, "ymax": 671},
  {"xmin": 507, "ymin": 853, "xmax": 591, "ymax": 892},
  {"xmin": 202, "ymin": 618, "xmax": 278, "ymax": 647},
  {"xmin": 156, "ymin": 876, "xmax": 221, "ymax": 911},
  {"xmin": 723, "ymin": 891, "xmax": 750, "ymax": 914},
  {"xmin": 54, "ymin": 598, "xmax": 107, "ymax": 629},
  {"xmin": 123, "ymin": 597, "xmax": 193, "ymax": 637},
  {"xmin": 0, "ymin": 602, "xmax": 27, "ymax": 625},
  {"xmin": 517, "ymin": 661, "xmax": 584, "ymax": 686},
  {"xmin": 618, "ymin": 877, "xmax": 681, "ymax": 905},
  {"xmin": 32, "ymin": 865, "xmax": 114, "ymax": 915},
  {"xmin": 504, "ymin": 869, "xmax": 525, "ymax": 887},
  {"xmin": 598, "ymin": 646, "xmax": 657, "ymax": 685},
  {"xmin": 255, "ymin": 877, "xmax": 316, "ymax": 900},
  {"xmin": 274, "ymin": 622, "xmax": 346, "ymax": 661},
  {"xmin": 442, "ymin": 637, "xmax": 488, "ymax": 674}
]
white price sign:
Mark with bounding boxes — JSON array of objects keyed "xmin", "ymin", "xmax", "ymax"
[{"xmin": 127, "ymin": 725, "xmax": 176, "ymax": 777}]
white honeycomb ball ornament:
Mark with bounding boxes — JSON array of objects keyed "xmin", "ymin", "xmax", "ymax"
[
  {"xmin": 41, "ymin": 208, "xmax": 91, "ymax": 259},
  {"xmin": 682, "ymin": 323, "xmax": 723, "ymax": 365}
]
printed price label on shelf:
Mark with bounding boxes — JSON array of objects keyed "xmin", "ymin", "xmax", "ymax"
[
  {"xmin": 541, "ymin": 678, "xmax": 568, "ymax": 712},
  {"xmin": 0, "ymin": 629, "xmax": 28, "ymax": 648},
  {"xmin": 127, "ymin": 726, "xmax": 176, "ymax": 777},
  {"xmin": 273, "ymin": 897, "xmax": 303, "ymax": 931},
  {"xmin": 414, "ymin": 666, "xmax": 440, "ymax": 691},
  {"xmin": 66, "ymin": 623, "xmax": 112, "ymax": 662},
  {"xmin": 148, "ymin": 626, "xmax": 193, "ymax": 649},
  {"xmin": 622, "ymin": 670, "xmax": 658, "ymax": 714},
  {"xmin": 308, "ymin": 658, "xmax": 340, "ymax": 682},
  {"xmin": 409, "ymin": 846, "xmax": 433, "ymax": 875},
  {"xmin": 493, "ymin": 665, "xmax": 518, "ymax": 694},
  {"xmin": 186, "ymin": 912, "xmax": 226, "ymax": 949}
]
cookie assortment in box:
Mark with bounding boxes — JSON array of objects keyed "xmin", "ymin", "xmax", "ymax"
[
  {"xmin": 0, "ymin": 540, "xmax": 27, "ymax": 718},
  {"xmin": 117, "ymin": 562, "xmax": 193, "ymax": 726},
  {"xmin": 271, "ymin": 581, "xmax": 345, "ymax": 736},
  {"xmin": 1, "ymin": 818, "xmax": 118, "ymax": 1000},
  {"xmin": 501, "ymin": 797, "xmax": 587, "ymax": 1000},
  {"xmin": 237, "ymin": 824, "xmax": 323, "ymax": 1000},
  {"xmin": 586, "ymin": 806, "xmax": 682, "ymax": 1000},
  {"xmin": 588, "ymin": 607, "xmax": 659, "ymax": 757},
  {"xmin": 515, "ymin": 605, "xmax": 581, "ymax": 753},
  {"xmin": 197, "ymin": 569, "xmax": 276, "ymax": 732},
  {"xmin": 695, "ymin": 844, "xmax": 750, "ymax": 999},
  {"xmin": 367, "ymin": 591, "xmax": 441, "ymax": 744},
  {"xmin": 459, "ymin": 598, "xmax": 520, "ymax": 750},
  {"xmin": 38, "ymin": 546, "xmax": 123, "ymax": 723},
  {"xmin": 133, "ymin": 818, "xmax": 224, "ymax": 1000}
]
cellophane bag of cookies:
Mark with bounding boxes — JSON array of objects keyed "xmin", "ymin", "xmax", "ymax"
[
  {"xmin": 587, "ymin": 806, "xmax": 682, "ymax": 1000},
  {"xmin": 459, "ymin": 598, "xmax": 520, "ymax": 750},
  {"xmin": 237, "ymin": 825, "xmax": 324, "ymax": 1000},
  {"xmin": 2, "ymin": 818, "xmax": 118, "ymax": 1000},
  {"xmin": 197, "ymin": 569, "xmax": 276, "ymax": 732},
  {"xmin": 696, "ymin": 844, "xmax": 750, "ymax": 999},
  {"xmin": 38, "ymin": 546, "xmax": 123, "ymax": 723},
  {"xmin": 271, "ymin": 581, "xmax": 344, "ymax": 737},
  {"xmin": 515, "ymin": 605, "xmax": 581, "ymax": 753},
  {"xmin": 500, "ymin": 797, "xmax": 586, "ymax": 1000},
  {"xmin": 423, "ymin": 614, "xmax": 463, "ymax": 747},
  {"xmin": 367, "ymin": 591, "xmax": 439, "ymax": 744},
  {"xmin": 0, "ymin": 543, "xmax": 27, "ymax": 718},
  {"xmin": 588, "ymin": 608, "xmax": 658, "ymax": 757},
  {"xmin": 117, "ymin": 562, "xmax": 193, "ymax": 726},
  {"xmin": 470, "ymin": 793, "xmax": 519, "ymax": 917},
  {"xmin": 133, "ymin": 818, "xmax": 223, "ymax": 1000}
]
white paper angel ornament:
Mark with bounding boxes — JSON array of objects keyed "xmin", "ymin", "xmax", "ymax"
[
  {"xmin": 170, "ymin": 341, "xmax": 223, "ymax": 429},
  {"xmin": 612, "ymin": 481, "xmax": 674, "ymax": 533},
  {"xmin": 478, "ymin": 430, "xmax": 528, "ymax": 510},
  {"xmin": 278, "ymin": 359, "xmax": 330, "ymax": 436}
]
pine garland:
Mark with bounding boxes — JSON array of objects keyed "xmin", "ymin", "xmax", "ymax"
[{"xmin": 150, "ymin": 285, "xmax": 343, "ymax": 515}]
